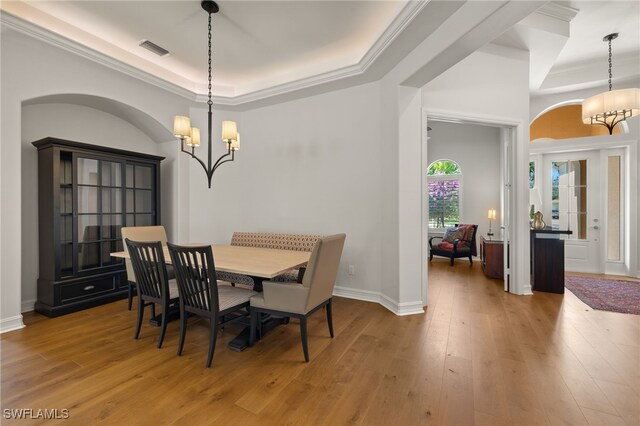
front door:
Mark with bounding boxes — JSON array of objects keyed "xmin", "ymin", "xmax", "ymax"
[{"xmin": 541, "ymin": 150, "xmax": 602, "ymax": 273}]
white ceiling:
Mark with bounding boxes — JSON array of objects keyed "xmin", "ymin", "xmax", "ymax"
[
  {"xmin": 3, "ymin": 0, "xmax": 406, "ymax": 97},
  {"xmin": 1, "ymin": 1, "xmax": 639, "ymax": 101}
]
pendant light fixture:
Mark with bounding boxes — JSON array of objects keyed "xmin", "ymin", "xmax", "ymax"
[
  {"xmin": 173, "ymin": 1, "xmax": 239, "ymax": 188},
  {"xmin": 582, "ymin": 33, "xmax": 640, "ymax": 135}
]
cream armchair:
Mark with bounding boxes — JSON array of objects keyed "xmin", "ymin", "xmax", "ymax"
[
  {"xmin": 121, "ymin": 226, "xmax": 172, "ymax": 310},
  {"xmin": 249, "ymin": 233, "xmax": 346, "ymax": 362}
]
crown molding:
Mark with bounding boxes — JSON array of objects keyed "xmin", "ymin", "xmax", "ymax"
[
  {"xmin": 0, "ymin": 11, "xmax": 198, "ymax": 102},
  {"xmin": 1, "ymin": 1, "xmax": 427, "ymax": 107},
  {"xmin": 535, "ymin": 2, "xmax": 579, "ymax": 22}
]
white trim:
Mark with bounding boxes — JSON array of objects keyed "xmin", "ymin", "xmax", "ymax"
[
  {"xmin": 21, "ymin": 298, "xmax": 36, "ymax": 313},
  {"xmin": 1, "ymin": 1, "xmax": 427, "ymax": 107},
  {"xmin": 0, "ymin": 315, "xmax": 25, "ymax": 334},
  {"xmin": 424, "ymin": 109, "xmax": 529, "ymax": 296},
  {"xmin": 333, "ymin": 286, "xmax": 425, "ymax": 316},
  {"xmin": 535, "ymin": 2, "xmax": 579, "ymax": 22}
]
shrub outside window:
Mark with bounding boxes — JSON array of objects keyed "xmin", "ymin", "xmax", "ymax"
[{"xmin": 428, "ymin": 160, "xmax": 462, "ymax": 229}]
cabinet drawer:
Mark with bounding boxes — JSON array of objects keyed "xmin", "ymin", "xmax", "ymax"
[{"xmin": 60, "ymin": 277, "xmax": 116, "ymax": 302}]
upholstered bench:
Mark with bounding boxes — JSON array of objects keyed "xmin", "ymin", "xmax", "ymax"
[{"xmin": 216, "ymin": 232, "xmax": 322, "ymax": 288}]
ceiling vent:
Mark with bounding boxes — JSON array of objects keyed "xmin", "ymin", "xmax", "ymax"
[{"xmin": 139, "ymin": 40, "xmax": 170, "ymax": 57}]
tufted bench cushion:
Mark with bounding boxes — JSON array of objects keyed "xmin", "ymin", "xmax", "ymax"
[{"xmin": 216, "ymin": 232, "xmax": 322, "ymax": 288}]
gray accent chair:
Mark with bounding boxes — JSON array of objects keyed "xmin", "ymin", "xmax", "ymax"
[{"xmin": 248, "ymin": 234, "xmax": 346, "ymax": 362}]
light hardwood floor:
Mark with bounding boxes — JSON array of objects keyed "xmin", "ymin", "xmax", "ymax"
[{"xmin": 1, "ymin": 260, "xmax": 639, "ymax": 425}]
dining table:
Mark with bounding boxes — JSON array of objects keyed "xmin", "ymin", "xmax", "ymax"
[{"xmin": 111, "ymin": 243, "xmax": 311, "ymax": 351}]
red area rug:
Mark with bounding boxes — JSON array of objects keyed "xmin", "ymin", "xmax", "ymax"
[{"xmin": 565, "ymin": 275, "xmax": 640, "ymax": 315}]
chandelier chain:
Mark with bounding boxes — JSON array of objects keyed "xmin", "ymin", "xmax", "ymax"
[
  {"xmin": 608, "ymin": 37, "xmax": 612, "ymax": 91},
  {"xmin": 208, "ymin": 12, "xmax": 213, "ymax": 106}
]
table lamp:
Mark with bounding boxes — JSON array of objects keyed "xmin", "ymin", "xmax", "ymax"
[{"xmin": 487, "ymin": 209, "xmax": 497, "ymax": 237}]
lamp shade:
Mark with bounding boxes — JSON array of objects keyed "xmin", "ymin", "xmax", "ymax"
[
  {"xmin": 488, "ymin": 209, "xmax": 496, "ymax": 220},
  {"xmin": 582, "ymin": 88, "xmax": 640, "ymax": 124},
  {"xmin": 230, "ymin": 133, "xmax": 240, "ymax": 151},
  {"xmin": 187, "ymin": 127, "xmax": 200, "ymax": 147},
  {"xmin": 222, "ymin": 120, "xmax": 238, "ymax": 142},
  {"xmin": 173, "ymin": 115, "xmax": 191, "ymax": 138}
]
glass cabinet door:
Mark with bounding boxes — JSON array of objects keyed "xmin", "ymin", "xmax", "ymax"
[
  {"xmin": 74, "ymin": 155, "xmax": 125, "ymax": 273},
  {"xmin": 125, "ymin": 163, "xmax": 156, "ymax": 227}
]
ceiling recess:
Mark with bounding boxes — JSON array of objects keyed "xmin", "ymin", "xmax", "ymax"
[{"xmin": 138, "ymin": 40, "xmax": 170, "ymax": 57}]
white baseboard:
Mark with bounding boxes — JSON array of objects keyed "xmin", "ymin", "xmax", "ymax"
[
  {"xmin": 333, "ymin": 285, "xmax": 424, "ymax": 316},
  {"xmin": 21, "ymin": 298, "xmax": 36, "ymax": 313},
  {"xmin": 0, "ymin": 315, "xmax": 25, "ymax": 334}
]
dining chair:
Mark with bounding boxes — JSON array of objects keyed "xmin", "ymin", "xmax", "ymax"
[
  {"xmin": 125, "ymin": 239, "xmax": 179, "ymax": 348},
  {"xmin": 248, "ymin": 233, "xmax": 346, "ymax": 362},
  {"xmin": 167, "ymin": 243, "xmax": 257, "ymax": 368},
  {"xmin": 122, "ymin": 226, "xmax": 174, "ymax": 310}
]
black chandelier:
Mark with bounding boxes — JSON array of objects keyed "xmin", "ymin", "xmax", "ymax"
[{"xmin": 173, "ymin": 0, "xmax": 239, "ymax": 188}]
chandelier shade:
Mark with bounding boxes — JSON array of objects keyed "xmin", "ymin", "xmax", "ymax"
[
  {"xmin": 173, "ymin": 115, "xmax": 191, "ymax": 138},
  {"xmin": 582, "ymin": 33, "xmax": 640, "ymax": 135},
  {"xmin": 582, "ymin": 88, "xmax": 640, "ymax": 126}
]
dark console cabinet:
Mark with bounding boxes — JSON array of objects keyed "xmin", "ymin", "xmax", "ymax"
[
  {"xmin": 33, "ymin": 138, "xmax": 164, "ymax": 317},
  {"xmin": 480, "ymin": 236, "xmax": 504, "ymax": 280},
  {"xmin": 530, "ymin": 228, "xmax": 572, "ymax": 294}
]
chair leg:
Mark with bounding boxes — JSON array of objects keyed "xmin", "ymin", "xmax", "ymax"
[
  {"xmin": 469, "ymin": 255, "xmax": 473, "ymax": 265},
  {"xmin": 326, "ymin": 300, "xmax": 334, "ymax": 338},
  {"xmin": 127, "ymin": 282, "xmax": 134, "ymax": 311},
  {"xmin": 206, "ymin": 320, "xmax": 219, "ymax": 368},
  {"xmin": 300, "ymin": 317, "xmax": 310, "ymax": 362},
  {"xmin": 249, "ymin": 309, "xmax": 258, "ymax": 346},
  {"xmin": 429, "ymin": 253, "xmax": 433, "ymax": 262},
  {"xmin": 151, "ymin": 303, "xmax": 156, "ymax": 318},
  {"xmin": 450, "ymin": 256, "xmax": 454, "ymax": 266},
  {"xmin": 157, "ymin": 303, "xmax": 168, "ymax": 349},
  {"xmin": 177, "ymin": 310, "xmax": 187, "ymax": 356},
  {"xmin": 134, "ymin": 297, "xmax": 144, "ymax": 340}
]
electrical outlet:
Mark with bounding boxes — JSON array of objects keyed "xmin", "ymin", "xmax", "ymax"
[{"xmin": 348, "ymin": 265, "xmax": 355, "ymax": 275}]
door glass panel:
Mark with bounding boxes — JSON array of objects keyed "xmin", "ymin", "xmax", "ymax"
[
  {"xmin": 60, "ymin": 216, "xmax": 73, "ymax": 243},
  {"xmin": 135, "ymin": 214, "xmax": 154, "ymax": 226},
  {"xmin": 135, "ymin": 190, "xmax": 153, "ymax": 213},
  {"xmin": 607, "ymin": 156, "xmax": 621, "ymax": 261},
  {"xmin": 78, "ymin": 215, "xmax": 100, "ymax": 242},
  {"xmin": 126, "ymin": 164, "xmax": 134, "ymax": 188},
  {"xmin": 60, "ymin": 187, "xmax": 73, "ymax": 214},
  {"xmin": 101, "ymin": 161, "xmax": 122, "ymax": 187},
  {"xmin": 77, "ymin": 158, "xmax": 99, "ymax": 185},
  {"xmin": 61, "ymin": 243, "xmax": 73, "ymax": 277},
  {"xmin": 78, "ymin": 243, "xmax": 100, "ymax": 270},
  {"xmin": 101, "ymin": 188, "xmax": 122, "ymax": 213},
  {"xmin": 552, "ymin": 160, "xmax": 587, "ymax": 240},
  {"xmin": 60, "ymin": 155, "xmax": 73, "ymax": 185},
  {"xmin": 102, "ymin": 214, "xmax": 123, "ymax": 239},
  {"xmin": 126, "ymin": 189, "xmax": 135, "ymax": 213},
  {"xmin": 78, "ymin": 186, "xmax": 99, "ymax": 213},
  {"xmin": 126, "ymin": 214, "xmax": 135, "ymax": 226},
  {"xmin": 102, "ymin": 241, "xmax": 123, "ymax": 266},
  {"xmin": 134, "ymin": 165, "xmax": 153, "ymax": 189}
]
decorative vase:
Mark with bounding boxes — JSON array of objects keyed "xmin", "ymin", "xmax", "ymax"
[{"xmin": 532, "ymin": 211, "xmax": 546, "ymax": 230}]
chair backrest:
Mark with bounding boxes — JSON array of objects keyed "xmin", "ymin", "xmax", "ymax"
[
  {"xmin": 302, "ymin": 234, "xmax": 346, "ymax": 312},
  {"xmin": 167, "ymin": 243, "xmax": 218, "ymax": 315},
  {"xmin": 230, "ymin": 232, "xmax": 322, "ymax": 252},
  {"xmin": 122, "ymin": 226, "xmax": 169, "ymax": 283},
  {"xmin": 456, "ymin": 223, "xmax": 478, "ymax": 256},
  {"xmin": 125, "ymin": 239, "xmax": 170, "ymax": 302}
]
